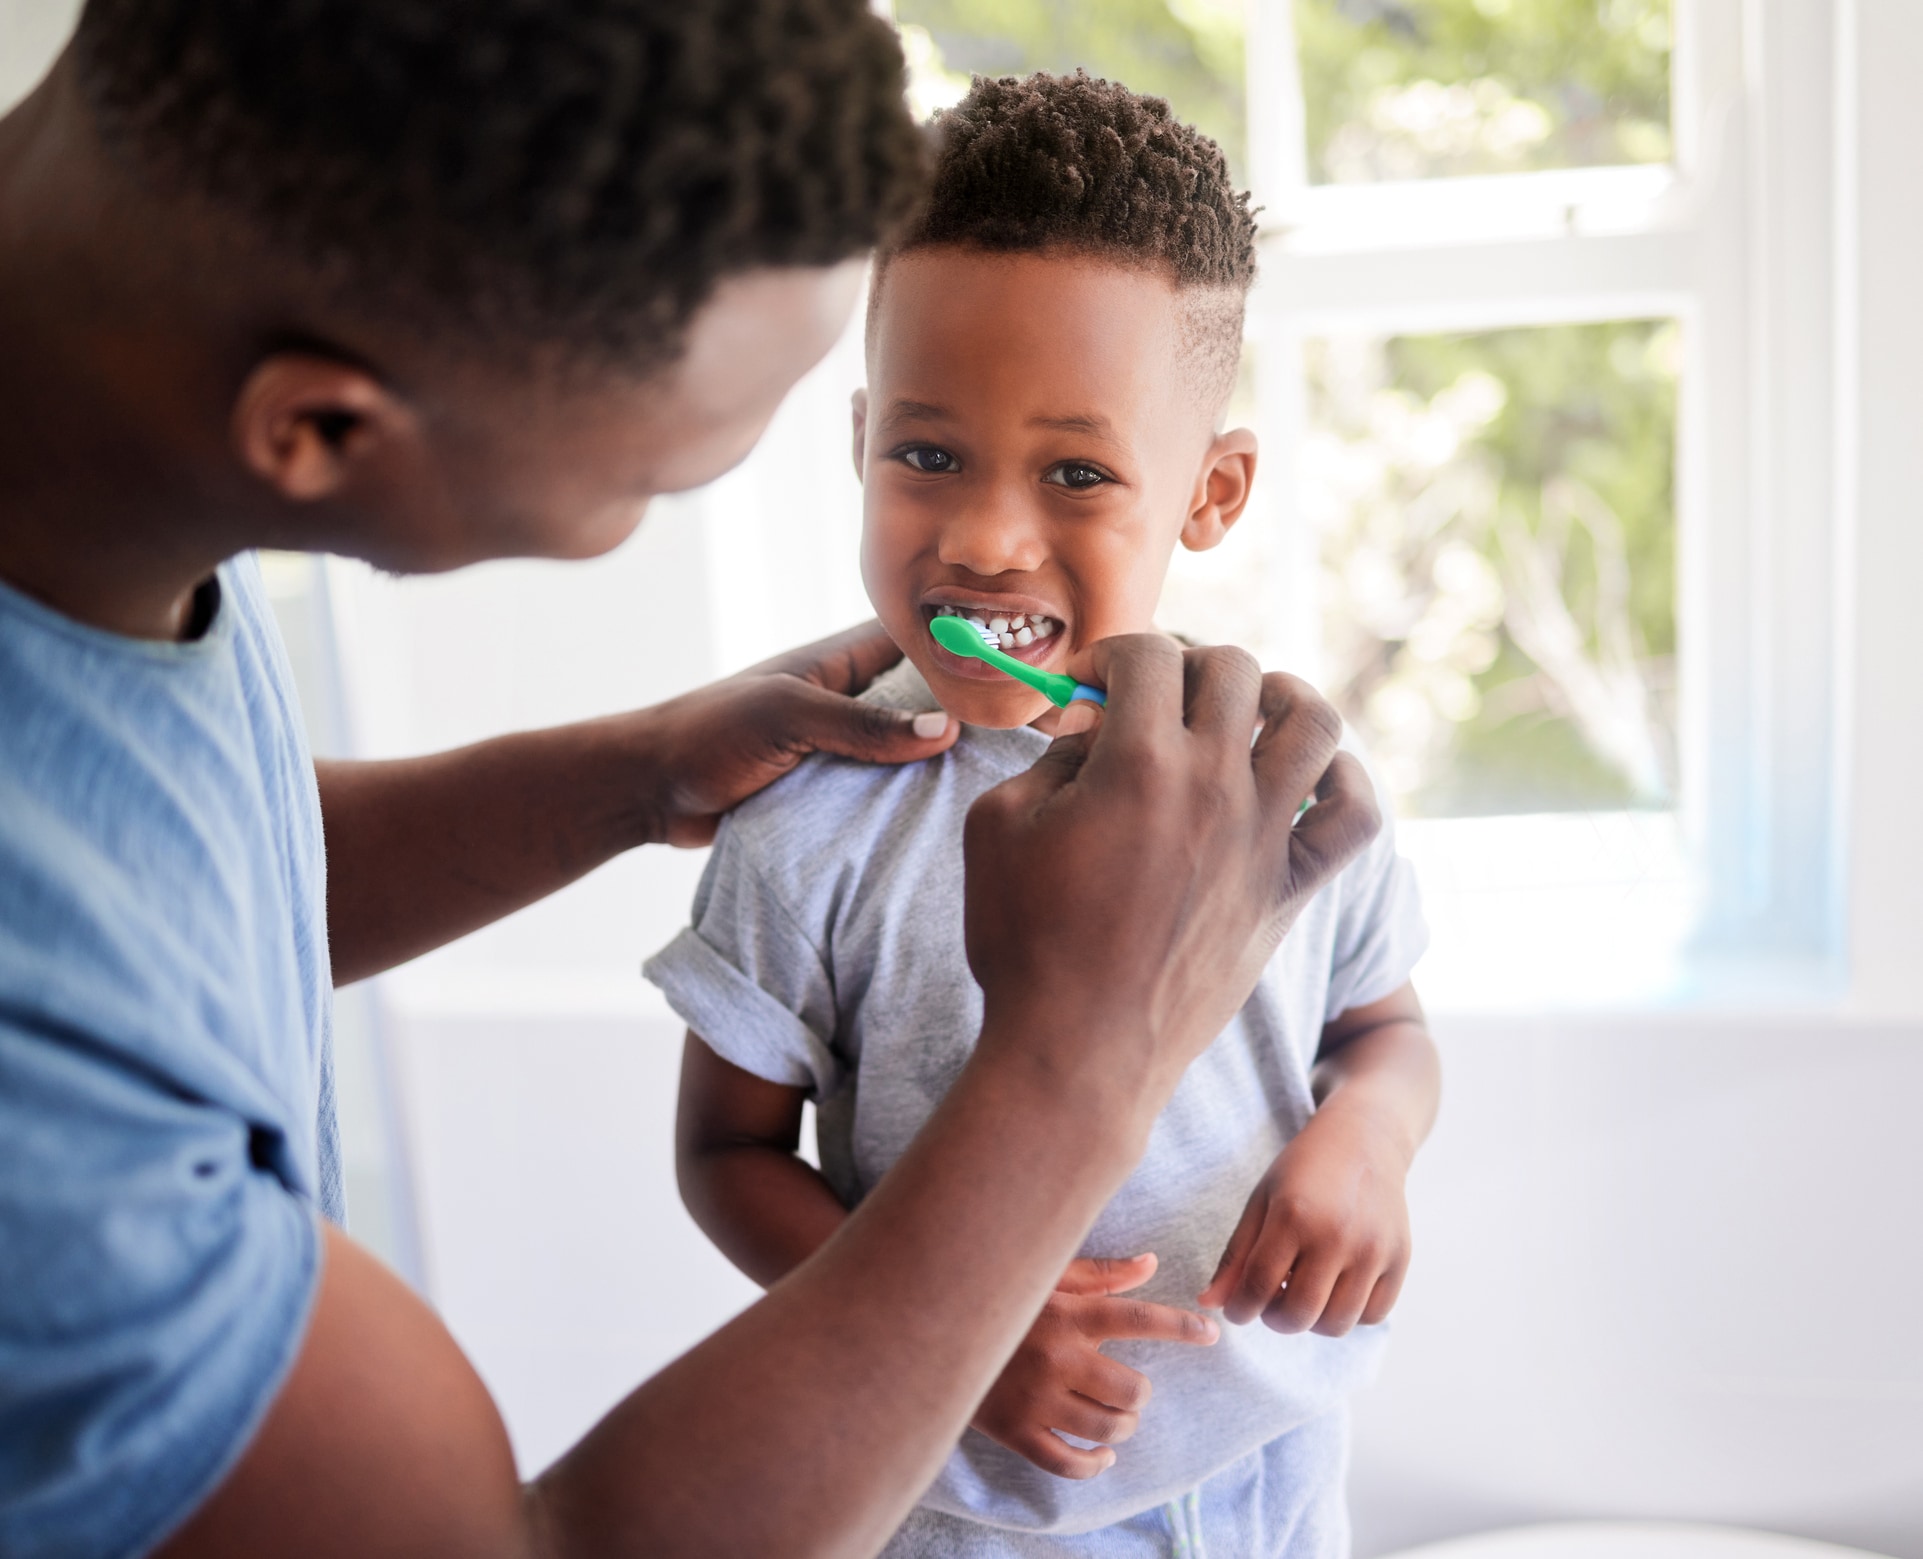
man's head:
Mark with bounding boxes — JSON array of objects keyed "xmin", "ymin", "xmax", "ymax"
[
  {"xmin": 43, "ymin": 0, "xmax": 927, "ymax": 572},
  {"xmin": 853, "ymin": 72, "xmax": 1260, "ymax": 729}
]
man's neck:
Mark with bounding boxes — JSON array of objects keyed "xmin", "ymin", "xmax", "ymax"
[{"xmin": 0, "ymin": 60, "xmax": 260, "ymax": 642}]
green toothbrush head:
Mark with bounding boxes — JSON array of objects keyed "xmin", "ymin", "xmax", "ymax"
[{"xmin": 928, "ymin": 613, "xmax": 1105, "ymax": 710}]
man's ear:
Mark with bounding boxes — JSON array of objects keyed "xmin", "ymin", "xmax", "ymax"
[
  {"xmin": 231, "ymin": 354, "xmax": 419, "ymax": 502},
  {"xmin": 1180, "ymin": 427, "xmax": 1259, "ymax": 553},
  {"xmin": 850, "ymin": 387, "xmax": 869, "ymax": 483}
]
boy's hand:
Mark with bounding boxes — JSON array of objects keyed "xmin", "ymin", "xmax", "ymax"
[
  {"xmin": 971, "ymin": 1253, "xmax": 1216, "ymax": 1480},
  {"xmin": 1197, "ymin": 1102, "xmax": 1413, "ymax": 1335}
]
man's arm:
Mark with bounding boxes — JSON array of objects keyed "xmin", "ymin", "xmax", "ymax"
[
  {"xmin": 164, "ymin": 640, "xmax": 1383, "ymax": 1559},
  {"xmin": 319, "ymin": 624, "xmax": 956, "ymax": 986}
]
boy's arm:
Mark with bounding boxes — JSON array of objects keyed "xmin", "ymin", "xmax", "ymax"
[
  {"xmin": 1198, "ymin": 982, "xmax": 1439, "ymax": 1332},
  {"xmin": 676, "ymin": 1034, "xmax": 847, "ymax": 1288}
]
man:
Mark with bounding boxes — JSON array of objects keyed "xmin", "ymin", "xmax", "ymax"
[{"xmin": 0, "ymin": 4, "xmax": 1380, "ymax": 1556}]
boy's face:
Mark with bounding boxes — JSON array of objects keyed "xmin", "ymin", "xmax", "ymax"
[{"xmin": 855, "ymin": 249, "xmax": 1252, "ymax": 729}]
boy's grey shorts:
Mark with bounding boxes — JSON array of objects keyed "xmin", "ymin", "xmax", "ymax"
[{"xmin": 881, "ymin": 1408, "xmax": 1351, "ymax": 1559}]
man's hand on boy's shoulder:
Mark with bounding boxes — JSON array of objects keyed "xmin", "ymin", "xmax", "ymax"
[
  {"xmin": 970, "ymin": 1253, "xmax": 1216, "ymax": 1481},
  {"xmin": 629, "ymin": 621, "xmax": 958, "ymax": 847}
]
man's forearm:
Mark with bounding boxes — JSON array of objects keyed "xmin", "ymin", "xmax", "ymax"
[
  {"xmin": 318, "ymin": 720, "xmax": 654, "ymax": 986},
  {"xmin": 160, "ymin": 1031, "xmax": 1159, "ymax": 1559},
  {"xmin": 533, "ymin": 1036, "xmax": 1157, "ymax": 1558}
]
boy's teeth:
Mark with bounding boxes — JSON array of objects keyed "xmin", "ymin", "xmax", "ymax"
[{"xmin": 932, "ymin": 603, "xmax": 1059, "ymax": 643}]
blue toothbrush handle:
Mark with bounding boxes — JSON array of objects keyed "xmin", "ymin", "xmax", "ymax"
[{"xmin": 1068, "ymin": 684, "xmax": 1106, "ymax": 707}]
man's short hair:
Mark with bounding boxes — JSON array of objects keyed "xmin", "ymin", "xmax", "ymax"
[
  {"xmin": 878, "ymin": 70, "xmax": 1258, "ymax": 414},
  {"xmin": 73, "ymin": 0, "xmax": 929, "ymax": 374}
]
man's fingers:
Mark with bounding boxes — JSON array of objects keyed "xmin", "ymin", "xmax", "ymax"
[
  {"xmin": 1285, "ymin": 751, "xmax": 1382, "ymax": 890},
  {"xmin": 779, "ymin": 681, "xmax": 956, "ymax": 765},
  {"xmin": 1181, "ymin": 644, "xmax": 1264, "ymax": 743},
  {"xmin": 1057, "ymin": 1253, "xmax": 1157, "ymax": 1297},
  {"xmin": 754, "ymin": 619, "xmax": 902, "ymax": 692},
  {"xmin": 1078, "ymin": 634, "xmax": 1185, "ymax": 759},
  {"xmin": 1248, "ymin": 672, "xmax": 1345, "ymax": 822},
  {"xmin": 965, "ymin": 729, "xmax": 1092, "ymax": 839},
  {"xmin": 1082, "ymin": 1296, "xmax": 1219, "ymax": 1346}
]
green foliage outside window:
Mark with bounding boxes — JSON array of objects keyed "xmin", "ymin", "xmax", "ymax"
[
  {"xmin": 1296, "ymin": 0, "xmax": 1671, "ymax": 182},
  {"xmin": 1306, "ymin": 323, "xmax": 1679, "ymax": 816}
]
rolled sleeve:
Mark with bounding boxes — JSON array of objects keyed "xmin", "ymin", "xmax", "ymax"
[
  {"xmin": 0, "ymin": 1015, "xmax": 322, "ymax": 1559},
  {"xmin": 642, "ymin": 818, "xmax": 846, "ymax": 1100},
  {"xmin": 1324, "ymin": 812, "xmax": 1431, "ymax": 1019}
]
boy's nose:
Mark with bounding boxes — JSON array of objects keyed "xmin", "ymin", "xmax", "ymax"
[{"xmin": 936, "ymin": 494, "xmax": 1048, "ymax": 577}]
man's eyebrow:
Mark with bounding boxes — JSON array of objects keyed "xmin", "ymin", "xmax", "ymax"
[
  {"xmin": 1027, "ymin": 412, "xmax": 1117, "ymax": 438},
  {"xmin": 878, "ymin": 398, "xmax": 951, "ymax": 432}
]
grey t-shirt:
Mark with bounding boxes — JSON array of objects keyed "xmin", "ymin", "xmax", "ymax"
[{"xmin": 644, "ymin": 663, "xmax": 1428, "ymax": 1536}]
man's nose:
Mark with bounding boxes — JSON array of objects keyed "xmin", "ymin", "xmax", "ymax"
[{"xmin": 936, "ymin": 489, "xmax": 1047, "ymax": 577}]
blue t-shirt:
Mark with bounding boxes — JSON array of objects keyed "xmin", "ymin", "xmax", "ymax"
[{"xmin": 0, "ymin": 556, "xmax": 339, "ymax": 1558}]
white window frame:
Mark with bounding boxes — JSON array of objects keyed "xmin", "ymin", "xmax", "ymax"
[{"xmin": 1243, "ymin": 0, "xmax": 1847, "ymax": 999}]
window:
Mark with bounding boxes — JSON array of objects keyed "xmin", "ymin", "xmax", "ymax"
[{"xmin": 890, "ymin": 0, "xmax": 1844, "ymax": 1005}]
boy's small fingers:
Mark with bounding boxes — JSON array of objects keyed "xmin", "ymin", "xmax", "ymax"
[
  {"xmin": 1053, "ymin": 1394, "xmax": 1141, "ymax": 1447},
  {"xmin": 1018, "ymin": 1432, "xmax": 1116, "ymax": 1481},
  {"xmin": 1262, "ymin": 1251, "xmax": 1341, "ymax": 1335},
  {"xmin": 1057, "ymin": 1253, "xmax": 1157, "ymax": 1296},
  {"xmin": 1090, "ymin": 1297, "xmax": 1219, "ymax": 1346},
  {"xmin": 1198, "ymin": 1198, "xmax": 1265, "ymax": 1308},
  {"xmin": 1310, "ymin": 1269, "xmax": 1375, "ymax": 1338},
  {"xmin": 1069, "ymin": 1356, "xmax": 1153, "ymax": 1416},
  {"xmin": 1222, "ymin": 1230, "xmax": 1300, "ymax": 1326},
  {"xmin": 1359, "ymin": 1259, "xmax": 1410, "ymax": 1327}
]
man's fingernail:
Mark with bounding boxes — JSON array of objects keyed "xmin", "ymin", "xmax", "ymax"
[{"xmin": 911, "ymin": 712, "xmax": 948, "ymax": 738}]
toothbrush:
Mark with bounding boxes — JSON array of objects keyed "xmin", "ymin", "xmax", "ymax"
[{"xmin": 929, "ymin": 613, "xmax": 1107, "ymax": 708}]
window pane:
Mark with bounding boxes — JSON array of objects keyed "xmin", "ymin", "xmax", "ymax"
[
  {"xmin": 1295, "ymin": 0, "xmax": 1672, "ymax": 183},
  {"xmin": 1305, "ymin": 320, "xmax": 1679, "ymax": 817},
  {"xmin": 892, "ymin": 0, "xmax": 1248, "ymax": 182}
]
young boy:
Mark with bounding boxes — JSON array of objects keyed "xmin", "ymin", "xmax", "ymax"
[{"xmin": 646, "ymin": 72, "xmax": 1438, "ymax": 1556}]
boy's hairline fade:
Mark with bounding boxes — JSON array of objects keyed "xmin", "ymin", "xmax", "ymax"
[{"xmin": 865, "ymin": 244, "xmax": 1247, "ymax": 425}]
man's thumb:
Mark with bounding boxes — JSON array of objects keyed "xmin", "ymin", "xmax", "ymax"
[{"xmin": 785, "ymin": 681, "xmax": 956, "ymax": 763}]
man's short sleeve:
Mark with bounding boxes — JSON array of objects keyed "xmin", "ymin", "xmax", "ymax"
[
  {"xmin": 0, "ymin": 1015, "xmax": 321, "ymax": 1559},
  {"xmin": 643, "ymin": 815, "xmax": 846, "ymax": 1098}
]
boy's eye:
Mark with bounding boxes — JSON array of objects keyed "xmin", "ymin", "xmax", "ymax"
[
  {"xmin": 899, "ymin": 446, "xmax": 958, "ymax": 474},
  {"xmin": 1043, "ymin": 462, "xmax": 1109, "ymax": 490}
]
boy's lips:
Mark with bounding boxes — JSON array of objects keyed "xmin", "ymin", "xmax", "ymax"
[{"xmin": 919, "ymin": 593, "xmax": 1068, "ymax": 679}]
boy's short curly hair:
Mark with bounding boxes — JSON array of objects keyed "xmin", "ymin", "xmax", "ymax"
[
  {"xmin": 879, "ymin": 71, "xmax": 1258, "ymax": 412},
  {"xmin": 73, "ymin": 0, "xmax": 928, "ymax": 375}
]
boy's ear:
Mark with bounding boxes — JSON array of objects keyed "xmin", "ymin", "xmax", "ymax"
[
  {"xmin": 1180, "ymin": 427, "xmax": 1259, "ymax": 553},
  {"xmin": 849, "ymin": 387, "xmax": 868, "ymax": 482},
  {"xmin": 231, "ymin": 353, "xmax": 420, "ymax": 503}
]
